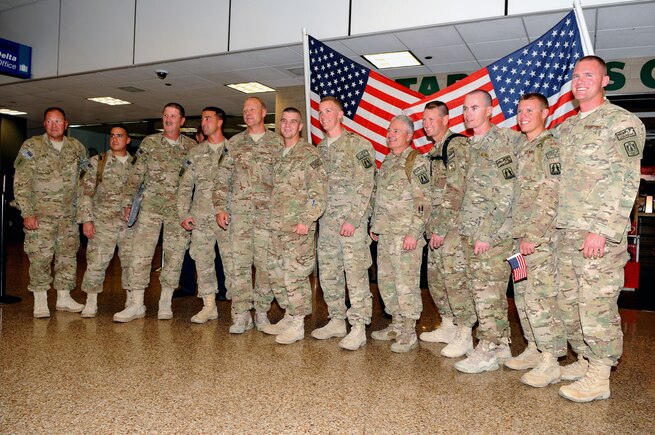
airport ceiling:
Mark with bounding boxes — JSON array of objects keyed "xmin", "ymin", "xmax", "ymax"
[{"xmin": 1, "ymin": 1, "xmax": 655, "ymax": 131}]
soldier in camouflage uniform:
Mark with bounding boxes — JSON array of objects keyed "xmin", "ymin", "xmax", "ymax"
[
  {"xmin": 214, "ymin": 97, "xmax": 284, "ymax": 333},
  {"xmin": 369, "ymin": 115, "xmax": 431, "ymax": 353},
  {"xmin": 454, "ymin": 90, "xmax": 521, "ymax": 374},
  {"xmin": 554, "ymin": 56, "xmax": 644, "ymax": 402},
  {"xmin": 78, "ymin": 125, "xmax": 133, "ymax": 318},
  {"xmin": 13, "ymin": 107, "xmax": 87, "ymax": 318},
  {"xmin": 264, "ymin": 107, "xmax": 327, "ymax": 345},
  {"xmin": 416, "ymin": 101, "xmax": 477, "ymax": 359},
  {"xmin": 115, "ymin": 103, "xmax": 197, "ymax": 322},
  {"xmin": 505, "ymin": 93, "xmax": 566, "ymax": 388},
  {"xmin": 311, "ymin": 96, "xmax": 376, "ymax": 351},
  {"xmin": 178, "ymin": 107, "xmax": 230, "ymax": 324}
]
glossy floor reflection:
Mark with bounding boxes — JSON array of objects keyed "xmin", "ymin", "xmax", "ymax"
[{"xmin": 1, "ymin": 243, "xmax": 654, "ymax": 433}]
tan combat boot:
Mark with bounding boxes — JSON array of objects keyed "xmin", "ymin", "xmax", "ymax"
[
  {"xmin": 229, "ymin": 311, "xmax": 254, "ymax": 334},
  {"xmin": 311, "ymin": 318, "xmax": 347, "ymax": 340},
  {"xmin": 158, "ymin": 288, "xmax": 174, "ymax": 320},
  {"xmin": 191, "ymin": 295, "xmax": 218, "ymax": 324},
  {"xmin": 559, "ymin": 359, "xmax": 611, "ymax": 402},
  {"xmin": 263, "ymin": 311, "xmax": 293, "ymax": 335},
  {"xmin": 33, "ymin": 291, "xmax": 50, "ymax": 318},
  {"xmin": 113, "ymin": 290, "xmax": 146, "ymax": 323},
  {"xmin": 276, "ymin": 315, "xmax": 305, "ymax": 344},
  {"xmin": 560, "ymin": 355, "xmax": 588, "ymax": 381},
  {"xmin": 81, "ymin": 293, "xmax": 98, "ymax": 318},
  {"xmin": 505, "ymin": 341, "xmax": 540, "ymax": 370},
  {"xmin": 56, "ymin": 290, "xmax": 84, "ymax": 312},
  {"xmin": 390, "ymin": 319, "xmax": 418, "ymax": 353},
  {"xmin": 419, "ymin": 316, "xmax": 457, "ymax": 343},
  {"xmin": 441, "ymin": 325, "xmax": 474, "ymax": 358},
  {"xmin": 371, "ymin": 316, "xmax": 402, "ymax": 341},
  {"xmin": 339, "ymin": 324, "xmax": 366, "ymax": 350},
  {"xmin": 521, "ymin": 352, "xmax": 561, "ymax": 388}
]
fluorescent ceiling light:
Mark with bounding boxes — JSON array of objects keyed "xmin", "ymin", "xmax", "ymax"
[
  {"xmin": 0, "ymin": 108, "xmax": 27, "ymax": 115},
  {"xmin": 362, "ymin": 51, "xmax": 422, "ymax": 69},
  {"xmin": 226, "ymin": 82, "xmax": 275, "ymax": 94},
  {"xmin": 86, "ymin": 96, "xmax": 132, "ymax": 106},
  {"xmin": 155, "ymin": 127, "xmax": 197, "ymax": 133}
]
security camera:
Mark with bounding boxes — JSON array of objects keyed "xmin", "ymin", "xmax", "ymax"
[{"xmin": 155, "ymin": 69, "xmax": 168, "ymax": 80}]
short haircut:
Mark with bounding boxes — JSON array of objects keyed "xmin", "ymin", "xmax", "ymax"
[
  {"xmin": 245, "ymin": 96, "xmax": 267, "ymax": 111},
  {"xmin": 109, "ymin": 124, "xmax": 129, "ymax": 136},
  {"xmin": 519, "ymin": 92, "xmax": 549, "ymax": 110},
  {"xmin": 320, "ymin": 96, "xmax": 344, "ymax": 112},
  {"xmin": 202, "ymin": 106, "xmax": 226, "ymax": 121},
  {"xmin": 424, "ymin": 100, "xmax": 449, "ymax": 116},
  {"xmin": 163, "ymin": 102, "xmax": 185, "ymax": 118},
  {"xmin": 577, "ymin": 55, "xmax": 607, "ymax": 73},
  {"xmin": 467, "ymin": 89, "xmax": 493, "ymax": 107},
  {"xmin": 283, "ymin": 107, "xmax": 302, "ymax": 117},
  {"xmin": 391, "ymin": 114, "xmax": 414, "ymax": 136},
  {"xmin": 43, "ymin": 107, "xmax": 66, "ymax": 120}
]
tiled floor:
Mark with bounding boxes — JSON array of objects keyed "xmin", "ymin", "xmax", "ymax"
[{"xmin": 1, "ymin": 243, "xmax": 654, "ymax": 433}]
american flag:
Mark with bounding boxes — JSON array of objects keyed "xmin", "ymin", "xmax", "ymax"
[
  {"xmin": 306, "ymin": 35, "xmax": 423, "ymax": 167},
  {"xmin": 507, "ymin": 253, "xmax": 528, "ymax": 282},
  {"xmin": 403, "ymin": 10, "xmax": 592, "ymax": 154}
]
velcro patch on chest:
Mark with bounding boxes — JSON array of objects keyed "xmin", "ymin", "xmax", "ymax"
[
  {"xmin": 356, "ymin": 150, "xmax": 373, "ymax": 169},
  {"xmin": 495, "ymin": 155, "xmax": 513, "ymax": 167},
  {"xmin": 310, "ymin": 158, "xmax": 322, "ymax": 169}
]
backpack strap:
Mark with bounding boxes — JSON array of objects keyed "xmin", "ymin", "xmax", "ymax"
[
  {"xmin": 404, "ymin": 149, "xmax": 421, "ymax": 183},
  {"xmin": 95, "ymin": 152, "xmax": 108, "ymax": 187},
  {"xmin": 430, "ymin": 133, "xmax": 467, "ymax": 168}
]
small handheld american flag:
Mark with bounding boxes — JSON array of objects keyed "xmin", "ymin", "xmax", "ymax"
[{"xmin": 507, "ymin": 253, "xmax": 528, "ymax": 282}]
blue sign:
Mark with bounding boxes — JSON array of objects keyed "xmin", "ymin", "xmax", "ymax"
[{"xmin": 0, "ymin": 37, "xmax": 31, "ymax": 79}]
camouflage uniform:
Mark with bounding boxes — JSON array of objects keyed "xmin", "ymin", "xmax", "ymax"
[
  {"xmin": 317, "ymin": 131, "xmax": 376, "ymax": 325},
  {"xmin": 554, "ymin": 101, "xmax": 644, "ymax": 366},
  {"xmin": 122, "ymin": 133, "xmax": 196, "ymax": 295},
  {"xmin": 459, "ymin": 125, "xmax": 520, "ymax": 344},
  {"xmin": 512, "ymin": 131, "xmax": 566, "ymax": 356},
  {"xmin": 78, "ymin": 150, "xmax": 133, "ymax": 294},
  {"xmin": 268, "ymin": 140, "xmax": 327, "ymax": 316},
  {"xmin": 371, "ymin": 147, "xmax": 431, "ymax": 321},
  {"xmin": 13, "ymin": 134, "xmax": 87, "ymax": 293},
  {"xmin": 213, "ymin": 130, "xmax": 283, "ymax": 315},
  {"xmin": 426, "ymin": 131, "xmax": 476, "ymax": 327},
  {"xmin": 177, "ymin": 141, "xmax": 231, "ymax": 298}
]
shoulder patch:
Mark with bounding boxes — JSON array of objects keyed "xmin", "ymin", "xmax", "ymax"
[
  {"xmin": 413, "ymin": 166, "xmax": 430, "ymax": 184},
  {"xmin": 623, "ymin": 141, "xmax": 640, "ymax": 158},
  {"xmin": 310, "ymin": 158, "xmax": 322, "ymax": 169},
  {"xmin": 495, "ymin": 155, "xmax": 513, "ymax": 167},
  {"xmin": 356, "ymin": 150, "xmax": 373, "ymax": 169},
  {"xmin": 131, "ymin": 147, "xmax": 145, "ymax": 165},
  {"xmin": 545, "ymin": 149, "xmax": 559, "ymax": 159},
  {"xmin": 616, "ymin": 127, "xmax": 637, "ymax": 141},
  {"xmin": 501, "ymin": 167, "xmax": 516, "ymax": 180},
  {"xmin": 179, "ymin": 159, "xmax": 192, "ymax": 177},
  {"xmin": 21, "ymin": 149, "xmax": 34, "ymax": 160},
  {"xmin": 549, "ymin": 162, "xmax": 561, "ymax": 176}
]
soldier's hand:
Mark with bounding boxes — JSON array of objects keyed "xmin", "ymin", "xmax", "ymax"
[
  {"xmin": 580, "ymin": 232, "xmax": 606, "ymax": 259},
  {"xmin": 181, "ymin": 217, "xmax": 196, "ymax": 231},
  {"xmin": 83, "ymin": 222, "xmax": 96, "ymax": 239},
  {"xmin": 340, "ymin": 222, "xmax": 355, "ymax": 237},
  {"xmin": 403, "ymin": 235, "xmax": 417, "ymax": 251},
  {"xmin": 429, "ymin": 233, "xmax": 444, "ymax": 250},
  {"xmin": 473, "ymin": 240, "xmax": 490, "ymax": 255},
  {"xmin": 216, "ymin": 212, "xmax": 230, "ymax": 229},
  {"xmin": 123, "ymin": 207, "xmax": 131, "ymax": 222},
  {"xmin": 23, "ymin": 216, "xmax": 39, "ymax": 230},
  {"xmin": 369, "ymin": 229, "xmax": 379, "ymax": 242},
  {"xmin": 294, "ymin": 223, "xmax": 309, "ymax": 235},
  {"xmin": 519, "ymin": 239, "xmax": 536, "ymax": 256}
]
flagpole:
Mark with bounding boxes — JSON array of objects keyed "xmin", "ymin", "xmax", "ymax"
[
  {"xmin": 573, "ymin": 0, "xmax": 595, "ymax": 55},
  {"xmin": 302, "ymin": 28, "xmax": 313, "ymax": 143}
]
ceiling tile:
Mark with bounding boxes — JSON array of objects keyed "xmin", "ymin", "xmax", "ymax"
[
  {"xmin": 597, "ymin": 2, "xmax": 655, "ymax": 30},
  {"xmin": 394, "ymin": 25, "xmax": 464, "ymax": 49},
  {"xmin": 340, "ymin": 33, "xmax": 407, "ymax": 54},
  {"xmin": 467, "ymin": 38, "xmax": 531, "ymax": 62},
  {"xmin": 456, "ymin": 17, "xmax": 526, "ymax": 44},
  {"xmin": 596, "ymin": 27, "xmax": 655, "ymax": 50},
  {"xmin": 414, "ymin": 44, "xmax": 476, "ymax": 64}
]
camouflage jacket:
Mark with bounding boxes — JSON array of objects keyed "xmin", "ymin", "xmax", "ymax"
[
  {"xmin": 512, "ymin": 131, "xmax": 560, "ymax": 243},
  {"xmin": 554, "ymin": 100, "xmax": 644, "ymax": 242},
  {"xmin": 459, "ymin": 125, "xmax": 521, "ymax": 245},
  {"xmin": 317, "ymin": 131, "xmax": 376, "ymax": 227},
  {"xmin": 78, "ymin": 150, "xmax": 132, "ymax": 224},
  {"xmin": 213, "ymin": 130, "xmax": 283, "ymax": 223},
  {"xmin": 270, "ymin": 140, "xmax": 327, "ymax": 233},
  {"xmin": 13, "ymin": 134, "xmax": 87, "ymax": 220},
  {"xmin": 371, "ymin": 146, "xmax": 432, "ymax": 240},
  {"xmin": 178, "ymin": 141, "xmax": 228, "ymax": 225},
  {"xmin": 122, "ymin": 133, "xmax": 197, "ymax": 215},
  {"xmin": 426, "ymin": 130, "xmax": 469, "ymax": 236}
]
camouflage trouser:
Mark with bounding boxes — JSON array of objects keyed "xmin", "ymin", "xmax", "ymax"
[
  {"xmin": 427, "ymin": 228, "xmax": 477, "ymax": 327},
  {"xmin": 268, "ymin": 230, "xmax": 315, "ymax": 316},
  {"xmin": 126, "ymin": 210, "xmax": 190, "ymax": 293},
  {"xmin": 189, "ymin": 217, "xmax": 231, "ymax": 298},
  {"xmin": 377, "ymin": 234, "xmax": 424, "ymax": 321},
  {"xmin": 317, "ymin": 219, "xmax": 372, "ymax": 325},
  {"xmin": 463, "ymin": 236, "xmax": 512, "ymax": 344},
  {"xmin": 556, "ymin": 229, "xmax": 627, "ymax": 366},
  {"xmin": 228, "ymin": 214, "xmax": 274, "ymax": 315},
  {"xmin": 24, "ymin": 217, "xmax": 79, "ymax": 293},
  {"xmin": 513, "ymin": 233, "xmax": 566, "ymax": 356},
  {"xmin": 81, "ymin": 217, "xmax": 132, "ymax": 293}
]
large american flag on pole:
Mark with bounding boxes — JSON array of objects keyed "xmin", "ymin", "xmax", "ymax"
[
  {"xmin": 305, "ymin": 35, "xmax": 423, "ymax": 167},
  {"xmin": 404, "ymin": 10, "xmax": 593, "ymax": 154}
]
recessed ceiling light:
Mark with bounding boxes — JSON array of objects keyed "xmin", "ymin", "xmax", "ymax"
[
  {"xmin": 226, "ymin": 82, "xmax": 275, "ymax": 94},
  {"xmin": 0, "ymin": 108, "xmax": 27, "ymax": 115},
  {"xmin": 86, "ymin": 97, "xmax": 132, "ymax": 106},
  {"xmin": 362, "ymin": 51, "xmax": 422, "ymax": 69}
]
